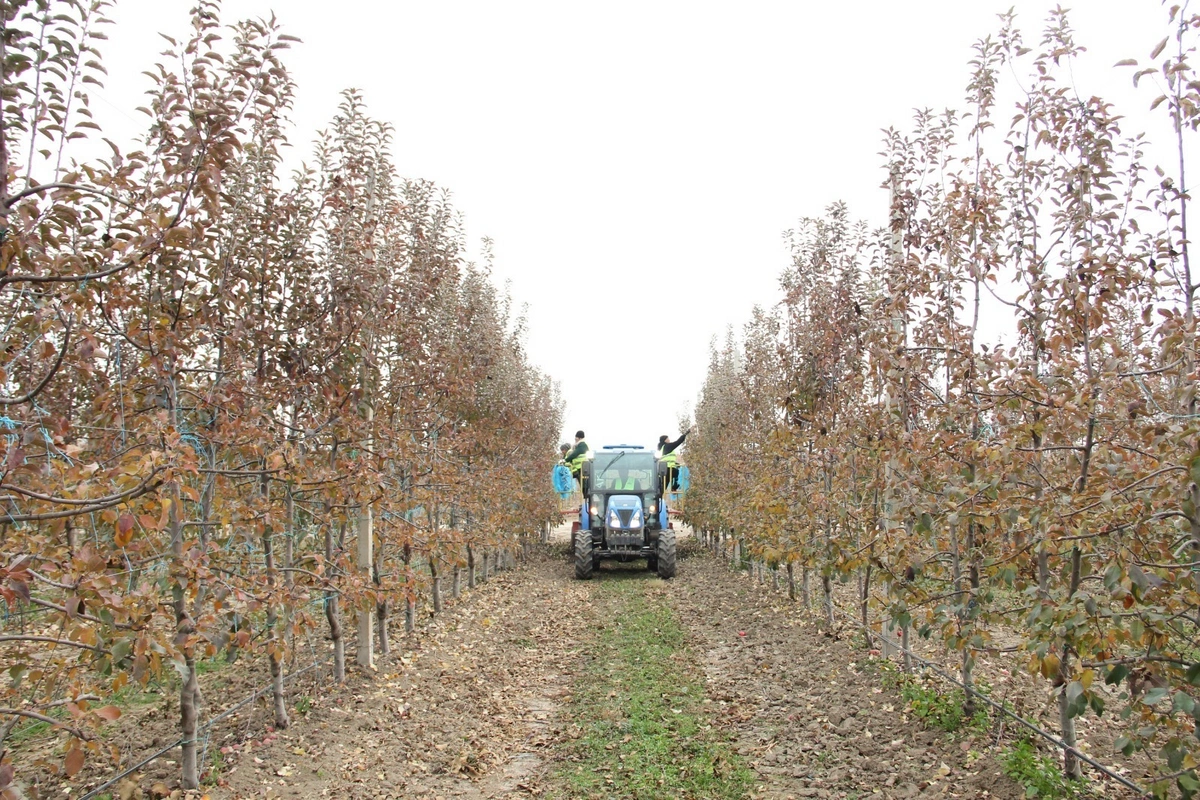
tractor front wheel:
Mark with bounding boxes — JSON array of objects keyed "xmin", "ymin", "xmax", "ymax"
[
  {"xmin": 574, "ymin": 529, "xmax": 595, "ymax": 580},
  {"xmin": 656, "ymin": 528, "xmax": 676, "ymax": 579}
]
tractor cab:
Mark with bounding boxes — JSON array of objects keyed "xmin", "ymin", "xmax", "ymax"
[{"xmin": 572, "ymin": 445, "xmax": 676, "ymax": 579}]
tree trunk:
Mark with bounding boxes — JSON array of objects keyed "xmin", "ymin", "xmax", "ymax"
[
  {"xmin": 325, "ymin": 523, "xmax": 345, "ymax": 683},
  {"xmin": 284, "ymin": 486, "xmax": 295, "ymax": 655},
  {"xmin": 163, "ymin": 372, "xmax": 201, "ymax": 790},
  {"xmin": 860, "ymin": 558, "xmax": 873, "ymax": 639},
  {"xmin": 1058, "ymin": 645, "xmax": 1081, "ymax": 779},
  {"xmin": 376, "ymin": 598, "xmax": 389, "ymax": 656},
  {"xmin": 180, "ymin": 652, "xmax": 199, "ymax": 787},
  {"xmin": 262, "ymin": 532, "xmax": 290, "ymax": 730},
  {"xmin": 452, "ymin": 564, "xmax": 461, "ymax": 599},
  {"xmin": 356, "ymin": 500, "xmax": 374, "ymax": 669},
  {"xmin": 1060, "ymin": 546, "xmax": 1083, "ymax": 779},
  {"xmin": 1037, "ymin": 549, "xmax": 1050, "ymax": 597},
  {"xmin": 786, "ymin": 562, "xmax": 796, "ymax": 601},
  {"xmin": 269, "ymin": 633, "xmax": 287, "ymax": 729},
  {"xmin": 403, "ymin": 543, "xmax": 415, "ymax": 633},
  {"xmin": 963, "ymin": 520, "xmax": 981, "ymax": 718},
  {"xmin": 467, "ymin": 544, "xmax": 476, "ymax": 589},
  {"xmin": 431, "ymin": 558, "xmax": 442, "ymax": 614},
  {"xmin": 822, "ymin": 574, "xmax": 833, "ymax": 630},
  {"xmin": 802, "ymin": 567, "xmax": 811, "ymax": 609}
]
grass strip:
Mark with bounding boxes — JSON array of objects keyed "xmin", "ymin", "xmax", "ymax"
[{"xmin": 555, "ymin": 574, "xmax": 753, "ymax": 799}]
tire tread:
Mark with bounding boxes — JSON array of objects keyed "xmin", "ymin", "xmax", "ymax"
[
  {"xmin": 657, "ymin": 529, "xmax": 677, "ymax": 579},
  {"xmin": 574, "ymin": 530, "xmax": 594, "ymax": 580}
]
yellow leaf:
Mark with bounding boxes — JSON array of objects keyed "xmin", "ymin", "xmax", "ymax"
[{"xmin": 1041, "ymin": 653, "xmax": 1060, "ymax": 679}]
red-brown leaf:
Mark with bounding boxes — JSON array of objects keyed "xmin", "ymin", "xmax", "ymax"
[
  {"xmin": 63, "ymin": 746, "xmax": 84, "ymax": 777},
  {"xmin": 94, "ymin": 705, "xmax": 121, "ymax": 721}
]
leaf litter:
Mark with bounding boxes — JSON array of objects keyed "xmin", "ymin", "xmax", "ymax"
[{"xmin": 211, "ymin": 529, "xmax": 1100, "ymax": 799}]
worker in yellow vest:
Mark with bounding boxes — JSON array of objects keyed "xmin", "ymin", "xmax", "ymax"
[
  {"xmin": 656, "ymin": 430, "xmax": 690, "ymax": 491},
  {"xmin": 563, "ymin": 430, "xmax": 590, "ymax": 493}
]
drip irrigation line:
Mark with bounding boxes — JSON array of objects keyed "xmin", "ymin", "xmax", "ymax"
[
  {"xmin": 824, "ymin": 604, "xmax": 1148, "ymax": 797},
  {"xmin": 77, "ymin": 648, "xmax": 337, "ymax": 800},
  {"xmin": 76, "ymin": 738, "xmax": 181, "ymax": 800}
]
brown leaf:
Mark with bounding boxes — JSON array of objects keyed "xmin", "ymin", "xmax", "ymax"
[
  {"xmin": 3, "ymin": 446, "xmax": 25, "ymax": 470},
  {"xmin": 1150, "ymin": 35, "xmax": 1169, "ymax": 60},
  {"xmin": 95, "ymin": 705, "xmax": 122, "ymax": 721},
  {"xmin": 64, "ymin": 745, "xmax": 85, "ymax": 777},
  {"xmin": 115, "ymin": 513, "xmax": 135, "ymax": 547},
  {"xmin": 9, "ymin": 580, "xmax": 30, "ymax": 603}
]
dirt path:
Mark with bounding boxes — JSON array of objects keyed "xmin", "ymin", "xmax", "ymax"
[
  {"xmin": 212, "ymin": 529, "xmax": 1041, "ymax": 799},
  {"xmin": 217, "ymin": 535, "xmax": 589, "ymax": 799},
  {"xmin": 668, "ymin": 553, "xmax": 1026, "ymax": 800}
]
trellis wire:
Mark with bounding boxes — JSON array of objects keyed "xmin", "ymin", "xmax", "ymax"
[
  {"xmin": 71, "ymin": 540, "xmax": 484, "ymax": 798},
  {"xmin": 77, "ymin": 651, "xmax": 334, "ymax": 800},
  {"xmin": 826, "ymin": 603, "xmax": 1148, "ymax": 797}
]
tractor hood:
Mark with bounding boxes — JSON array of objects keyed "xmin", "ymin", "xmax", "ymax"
[{"xmin": 605, "ymin": 494, "xmax": 644, "ymax": 530}]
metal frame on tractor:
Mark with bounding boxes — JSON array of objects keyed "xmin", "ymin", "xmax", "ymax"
[{"xmin": 571, "ymin": 445, "xmax": 677, "ymax": 580}]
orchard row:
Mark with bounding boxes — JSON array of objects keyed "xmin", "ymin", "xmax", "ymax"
[
  {"xmin": 682, "ymin": 8, "xmax": 1200, "ymax": 798},
  {"xmin": 0, "ymin": 0, "xmax": 562, "ymax": 792}
]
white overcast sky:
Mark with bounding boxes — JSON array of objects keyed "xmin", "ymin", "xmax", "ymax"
[{"xmin": 89, "ymin": 0, "xmax": 1173, "ymax": 450}]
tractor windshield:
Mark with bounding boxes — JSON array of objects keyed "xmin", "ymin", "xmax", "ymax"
[{"xmin": 592, "ymin": 452, "xmax": 656, "ymax": 492}]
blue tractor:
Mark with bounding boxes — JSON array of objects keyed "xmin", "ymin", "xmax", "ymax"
[{"xmin": 572, "ymin": 445, "xmax": 677, "ymax": 579}]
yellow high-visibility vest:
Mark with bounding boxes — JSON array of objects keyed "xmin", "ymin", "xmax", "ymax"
[{"xmin": 568, "ymin": 444, "xmax": 589, "ymax": 473}]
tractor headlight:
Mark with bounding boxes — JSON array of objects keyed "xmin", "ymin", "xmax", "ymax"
[
  {"xmin": 608, "ymin": 508, "xmax": 621, "ymax": 528},
  {"xmin": 629, "ymin": 507, "xmax": 642, "ymax": 528}
]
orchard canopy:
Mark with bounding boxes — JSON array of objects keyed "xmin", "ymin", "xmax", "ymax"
[
  {"xmin": 0, "ymin": 0, "xmax": 561, "ymax": 790},
  {"xmin": 682, "ymin": 7, "xmax": 1200, "ymax": 795},
  {"xmin": 8, "ymin": 0, "xmax": 1200, "ymax": 798}
]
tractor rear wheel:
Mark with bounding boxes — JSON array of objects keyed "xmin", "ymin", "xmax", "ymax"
[
  {"xmin": 656, "ymin": 528, "xmax": 676, "ymax": 579},
  {"xmin": 574, "ymin": 529, "xmax": 595, "ymax": 580}
]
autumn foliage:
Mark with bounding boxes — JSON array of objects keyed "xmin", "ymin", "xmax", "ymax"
[
  {"xmin": 684, "ymin": 7, "xmax": 1200, "ymax": 797},
  {"xmin": 0, "ymin": 0, "xmax": 561, "ymax": 792}
]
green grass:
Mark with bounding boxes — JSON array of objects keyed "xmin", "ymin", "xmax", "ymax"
[
  {"xmin": 553, "ymin": 573, "xmax": 753, "ymax": 800},
  {"xmin": 6, "ymin": 653, "xmax": 226, "ymax": 751},
  {"xmin": 1002, "ymin": 739, "xmax": 1087, "ymax": 799},
  {"xmin": 202, "ymin": 747, "xmax": 226, "ymax": 786},
  {"xmin": 6, "ymin": 718, "xmax": 54, "ymax": 747},
  {"xmin": 876, "ymin": 660, "xmax": 989, "ymax": 735},
  {"xmin": 192, "ymin": 651, "xmax": 228, "ymax": 677},
  {"xmin": 900, "ymin": 680, "xmax": 989, "ymax": 734}
]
